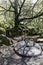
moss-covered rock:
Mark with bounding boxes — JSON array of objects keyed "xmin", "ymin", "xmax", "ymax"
[
  {"xmin": 0, "ymin": 35, "xmax": 12, "ymax": 46},
  {"xmin": 0, "ymin": 27, "xmax": 6, "ymax": 35},
  {"xmin": 27, "ymin": 26, "xmax": 38, "ymax": 35},
  {"xmin": 40, "ymin": 62, "xmax": 43, "ymax": 65}
]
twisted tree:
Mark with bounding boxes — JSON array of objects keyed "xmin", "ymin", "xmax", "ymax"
[{"xmin": 0, "ymin": 0, "xmax": 43, "ymax": 36}]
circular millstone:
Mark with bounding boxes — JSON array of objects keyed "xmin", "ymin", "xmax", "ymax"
[{"xmin": 14, "ymin": 41, "xmax": 42, "ymax": 57}]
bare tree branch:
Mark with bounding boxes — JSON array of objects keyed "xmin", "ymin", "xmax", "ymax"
[
  {"xmin": 0, "ymin": 6, "xmax": 7, "ymax": 10},
  {"xmin": 0, "ymin": 6, "xmax": 14, "ymax": 12},
  {"xmin": 32, "ymin": 0, "xmax": 39, "ymax": 16},
  {"xmin": 19, "ymin": 12, "xmax": 43, "ymax": 22},
  {"xmin": 17, "ymin": 0, "xmax": 26, "ymax": 17},
  {"xmin": 32, "ymin": 0, "xmax": 39, "ymax": 10},
  {"xmin": 9, "ymin": 0, "xmax": 15, "ymax": 9}
]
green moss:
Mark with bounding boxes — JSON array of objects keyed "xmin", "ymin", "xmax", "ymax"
[
  {"xmin": 40, "ymin": 62, "xmax": 43, "ymax": 65},
  {"xmin": 0, "ymin": 27, "xmax": 6, "ymax": 35},
  {"xmin": 27, "ymin": 27, "xmax": 38, "ymax": 36},
  {"xmin": 0, "ymin": 35, "xmax": 12, "ymax": 46},
  {"xmin": 6, "ymin": 27, "xmax": 22, "ymax": 37}
]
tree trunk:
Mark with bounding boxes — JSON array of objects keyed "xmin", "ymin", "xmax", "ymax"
[
  {"xmin": 15, "ymin": 20, "xmax": 20, "ymax": 28},
  {"xmin": 13, "ymin": 0, "xmax": 21, "ymax": 36},
  {"xmin": 14, "ymin": 0, "xmax": 19, "ymax": 27},
  {"xmin": 14, "ymin": 20, "xmax": 22, "ymax": 36}
]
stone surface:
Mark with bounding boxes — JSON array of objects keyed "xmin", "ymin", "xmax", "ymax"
[
  {"xmin": 37, "ymin": 39, "xmax": 43, "ymax": 42},
  {"xmin": 14, "ymin": 41, "xmax": 42, "ymax": 57},
  {"xmin": 0, "ymin": 45, "xmax": 14, "ymax": 58},
  {"xmin": 0, "ymin": 41, "xmax": 43, "ymax": 65}
]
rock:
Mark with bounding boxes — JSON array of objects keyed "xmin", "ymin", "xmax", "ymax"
[
  {"xmin": 14, "ymin": 40, "xmax": 42, "ymax": 57},
  {"xmin": 0, "ymin": 45, "xmax": 14, "ymax": 57},
  {"xmin": 3, "ymin": 59, "xmax": 8, "ymax": 65},
  {"xmin": 0, "ymin": 40, "xmax": 43, "ymax": 65},
  {"xmin": 37, "ymin": 38, "xmax": 43, "ymax": 43},
  {"xmin": 0, "ymin": 53, "xmax": 4, "ymax": 65}
]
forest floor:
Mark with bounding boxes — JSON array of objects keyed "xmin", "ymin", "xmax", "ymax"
[{"xmin": 0, "ymin": 35, "xmax": 43, "ymax": 65}]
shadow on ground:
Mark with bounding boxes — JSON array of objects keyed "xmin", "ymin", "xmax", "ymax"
[{"xmin": 0, "ymin": 52, "xmax": 31, "ymax": 65}]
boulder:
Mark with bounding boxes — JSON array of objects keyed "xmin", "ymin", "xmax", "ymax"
[{"xmin": 14, "ymin": 40, "xmax": 42, "ymax": 57}]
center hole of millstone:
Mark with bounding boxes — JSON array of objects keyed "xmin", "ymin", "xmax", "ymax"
[
  {"xmin": 25, "ymin": 39, "xmax": 35, "ymax": 47},
  {"xmin": 26, "ymin": 45, "xmax": 30, "ymax": 47}
]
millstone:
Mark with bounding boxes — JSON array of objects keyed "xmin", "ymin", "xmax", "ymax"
[{"xmin": 14, "ymin": 40, "xmax": 42, "ymax": 57}]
